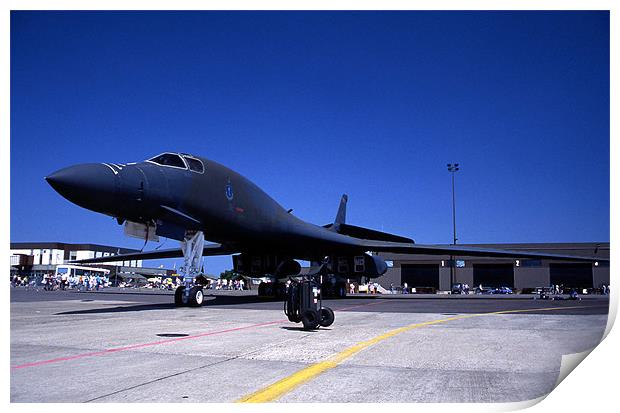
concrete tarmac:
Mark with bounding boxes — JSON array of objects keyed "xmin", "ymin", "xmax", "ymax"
[{"xmin": 10, "ymin": 288, "xmax": 609, "ymax": 403}]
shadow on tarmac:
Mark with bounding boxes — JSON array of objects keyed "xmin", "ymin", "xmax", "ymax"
[
  {"xmin": 54, "ymin": 293, "xmax": 283, "ymax": 315},
  {"xmin": 56, "ymin": 303, "xmax": 177, "ymax": 314},
  {"xmin": 279, "ymin": 326, "xmax": 333, "ymax": 332}
]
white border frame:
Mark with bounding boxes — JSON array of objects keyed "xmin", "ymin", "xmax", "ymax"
[{"xmin": 2, "ymin": 3, "xmax": 616, "ymax": 413}]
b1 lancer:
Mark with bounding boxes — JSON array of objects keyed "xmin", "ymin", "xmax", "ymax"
[{"xmin": 46, "ymin": 152, "xmax": 604, "ymax": 320}]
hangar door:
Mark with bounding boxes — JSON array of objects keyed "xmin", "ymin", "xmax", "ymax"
[
  {"xmin": 549, "ymin": 263, "xmax": 593, "ymax": 289},
  {"xmin": 401, "ymin": 264, "xmax": 439, "ymax": 289},
  {"xmin": 473, "ymin": 264, "xmax": 514, "ymax": 288}
]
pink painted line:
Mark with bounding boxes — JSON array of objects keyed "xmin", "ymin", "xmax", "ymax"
[
  {"xmin": 12, "ymin": 319, "xmax": 287, "ymax": 370},
  {"xmin": 12, "ymin": 300, "xmax": 387, "ymax": 370}
]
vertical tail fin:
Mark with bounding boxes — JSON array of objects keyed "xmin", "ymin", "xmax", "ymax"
[{"xmin": 334, "ymin": 194, "xmax": 348, "ymax": 230}]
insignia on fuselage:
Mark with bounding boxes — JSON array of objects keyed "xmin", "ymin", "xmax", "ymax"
[{"xmin": 225, "ymin": 179, "xmax": 234, "ymax": 201}]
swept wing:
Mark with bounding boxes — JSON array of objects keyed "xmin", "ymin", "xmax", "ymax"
[
  {"xmin": 357, "ymin": 239, "xmax": 607, "ymax": 262},
  {"xmin": 72, "ymin": 243, "xmax": 239, "ymax": 264}
]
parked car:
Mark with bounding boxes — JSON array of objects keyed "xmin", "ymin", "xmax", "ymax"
[
  {"xmin": 451, "ymin": 283, "xmax": 465, "ymax": 294},
  {"xmin": 534, "ymin": 287, "xmax": 553, "ymax": 299}
]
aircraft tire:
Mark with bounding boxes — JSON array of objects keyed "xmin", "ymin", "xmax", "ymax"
[
  {"xmin": 174, "ymin": 286, "xmax": 186, "ymax": 306},
  {"xmin": 319, "ymin": 307, "xmax": 335, "ymax": 327},
  {"xmin": 301, "ymin": 309, "xmax": 320, "ymax": 330},
  {"xmin": 188, "ymin": 286, "xmax": 204, "ymax": 307}
]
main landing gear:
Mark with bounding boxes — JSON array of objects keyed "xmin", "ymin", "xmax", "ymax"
[
  {"xmin": 174, "ymin": 285, "xmax": 204, "ymax": 307},
  {"xmin": 174, "ymin": 230, "xmax": 205, "ymax": 307},
  {"xmin": 284, "ymin": 278, "xmax": 335, "ymax": 330}
]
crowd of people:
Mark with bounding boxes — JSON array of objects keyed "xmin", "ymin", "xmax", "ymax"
[
  {"xmin": 10, "ymin": 275, "xmax": 32, "ymax": 288},
  {"xmin": 11, "ymin": 273, "xmax": 610, "ymax": 296},
  {"xmin": 137, "ymin": 276, "xmax": 179, "ymax": 290},
  {"xmin": 11, "ymin": 273, "xmax": 110, "ymax": 291},
  {"xmin": 137, "ymin": 276, "xmax": 249, "ymax": 290},
  {"xmin": 213, "ymin": 278, "xmax": 246, "ymax": 290}
]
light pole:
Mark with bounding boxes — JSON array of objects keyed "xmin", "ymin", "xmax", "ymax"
[{"xmin": 447, "ymin": 163, "xmax": 459, "ymax": 290}]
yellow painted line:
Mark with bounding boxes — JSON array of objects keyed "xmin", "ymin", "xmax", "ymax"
[{"xmin": 236, "ymin": 305, "xmax": 588, "ymax": 403}]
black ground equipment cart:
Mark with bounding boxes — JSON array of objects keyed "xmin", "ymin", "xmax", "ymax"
[{"xmin": 284, "ymin": 278, "xmax": 335, "ymax": 330}]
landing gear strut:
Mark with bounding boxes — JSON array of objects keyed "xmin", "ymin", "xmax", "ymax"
[
  {"xmin": 174, "ymin": 230, "xmax": 205, "ymax": 307},
  {"xmin": 284, "ymin": 277, "xmax": 335, "ymax": 330}
]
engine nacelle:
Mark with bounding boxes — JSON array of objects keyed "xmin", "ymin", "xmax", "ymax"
[
  {"xmin": 275, "ymin": 259, "xmax": 302, "ymax": 276},
  {"xmin": 368, "ymin": 255, "xmax": 388, "ymax": 276},
  {"xmin": 232, "ymin": 254, "xmax": 301, "ymax": 277},
  {"xmin": 330, "ymin": 253, "xmax": 388, "ymax": 278},
  {"xmin": 233, "ymin": 253, "xmax": 387, "ymax": 278}
]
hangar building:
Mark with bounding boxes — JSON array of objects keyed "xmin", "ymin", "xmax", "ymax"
[{"xmin": 377, "ymin": 242, "xmax": 609, "ymax": 292}]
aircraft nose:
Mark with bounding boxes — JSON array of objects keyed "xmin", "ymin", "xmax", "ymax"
[{"xmin": 46, "ymin": 163, "xmax": 119, "ymax": 213}]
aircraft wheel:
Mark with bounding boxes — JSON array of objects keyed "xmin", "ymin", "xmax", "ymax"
[
  {"xmin": 188, "ymin": 286, "xmax": 204, "ymax": 307},
  {"xmin": 174, "ymin": 286, "xmax": 186, "ymax": 306},
  {"xmin": 319, "ymin": 307, "xmax": 335, "ymax": 327},
  {"xmin": 301, "ymin": 309, "xmax": 320, "ymax": 330}
]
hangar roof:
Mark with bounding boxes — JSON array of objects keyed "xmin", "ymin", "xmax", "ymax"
[{"xmin": 378, "ymin": 242, "xmax": 609, "ymax": 261}]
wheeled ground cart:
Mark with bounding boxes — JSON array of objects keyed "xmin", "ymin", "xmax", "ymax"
[{"xmin": 284, "ymin": 278, "xmax": 335, "ymax": 330}]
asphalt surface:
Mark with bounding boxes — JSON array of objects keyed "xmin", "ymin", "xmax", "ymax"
[
  {"xmin": 10, "ymin": 287, "xmax": 609, "ymax": 315},
  {"xmin": 10, "ymin": 287, "xmax": 609, "ymax": 403}
]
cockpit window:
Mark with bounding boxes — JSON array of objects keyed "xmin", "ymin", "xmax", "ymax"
[
  {"xmin": 183, "ymin": 156, "xmax": 204, "ymax": 173},
  {"xmin": 148, "ymin": 153, "xmax": 187, "ymax": 169}
]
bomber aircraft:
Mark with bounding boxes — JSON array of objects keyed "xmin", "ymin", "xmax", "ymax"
[{"xmin": 46, "ymin": 152, "xmax": 604, "ymax": 309}]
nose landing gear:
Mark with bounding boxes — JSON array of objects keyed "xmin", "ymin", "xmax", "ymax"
[
  {"xmin": 284, "ymin": 278, "xmax": 335, "ymax": 330},
  {"xmin": 174, "ymin": 230, "xmax": 206, "ymax": 307}
]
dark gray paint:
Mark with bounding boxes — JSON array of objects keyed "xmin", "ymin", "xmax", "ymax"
[{"xmin": 45, "ymin": 153, "xmax": 607, "ymax": 268}]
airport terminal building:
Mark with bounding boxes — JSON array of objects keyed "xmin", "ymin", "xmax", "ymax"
[
  {"xmin": 377, "ymin": 242, "xmax": 610, "ymax": 292},
  {"xmin": 9, "ymin": 242, "xmax": 171, "ymax": 282},
  {"xmin": 10, "ymin": 242, "xmax": 143, "ymax": 268}
]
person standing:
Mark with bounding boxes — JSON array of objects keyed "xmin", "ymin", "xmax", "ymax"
[{"xmin": 61, "ymin": 272, "xmax": 68, "ymax": 290}]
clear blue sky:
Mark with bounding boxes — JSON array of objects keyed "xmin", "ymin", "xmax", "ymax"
[{"xmin": 10, "ymin": 11, "xmax": 610, "ymax": 275}]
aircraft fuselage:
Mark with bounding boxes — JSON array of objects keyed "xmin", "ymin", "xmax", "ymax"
[{"xmin": 46, "ymin": 153, "xmax": 363, "ymax": 262}]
